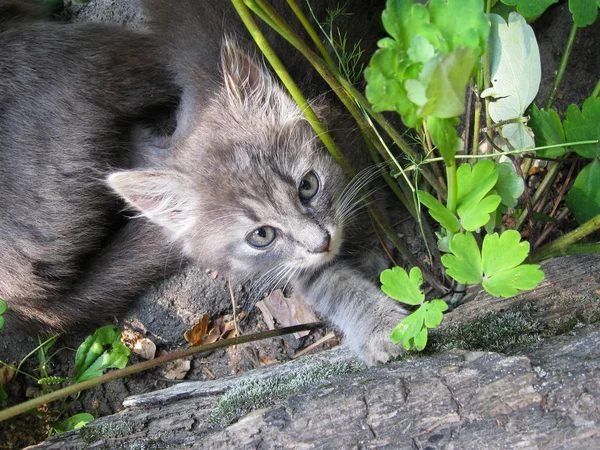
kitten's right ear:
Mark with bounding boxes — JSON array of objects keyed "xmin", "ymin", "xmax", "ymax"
[
  {"xmin": 220, "ymin": 37, "xmax": 276, "ymax": 104},
  {"xmin": 107, "ymin": 171, "xmax": 195, "ymax": 238}
]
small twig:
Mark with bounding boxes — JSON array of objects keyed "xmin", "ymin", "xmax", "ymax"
[
  {"xmin": 367, "ymin": 211, "xmax": 397, "ymax": 266},
  {"xmin": 534, "ymin": 207, "xmax": 569, "ymax": 249},
  {"xmin": 292, "ymin": 332, "xmax": 337, "ymax": 359},
  {"xmin": 228, "ymin": 273, "xmax": 240, "ymax": 337}
]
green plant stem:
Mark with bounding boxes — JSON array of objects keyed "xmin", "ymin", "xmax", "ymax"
[
  {"xmin": 284, "ymin": 0, "xmax": 337, "ymax": 69},
  {"xmin": 529, "ymin": 213, "xmax": 600, "ymax": 262},
  {"xmin": 445, "ymin": 161, "xmax": 458, "ymax": 215},
  {"xmin": 248, "ymin": 0, "xmax": 446, "ymax": 199},
  {"xmin": 592, "ymin": 78, "xmax": 600, "ymax": 97},
  {"xmin": 531, "ymin": 243, "xmax": 600, "ymax": 260},
  {"xmin": 234, "ymin": 0, "xmax": 354, "ymax": 177},
  {"xmin": 0, "ymin": 323, "xmax": 324, "ymax": 423},
  {"xmin": 546, "ymin": 22, "xmax": 578, "ymax": 109}
]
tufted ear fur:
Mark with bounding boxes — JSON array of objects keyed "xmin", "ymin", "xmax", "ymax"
[
  {"xmin": 106, "ymin": 171, "xmax": 196, "ymax": 239},
  {"xmin": 220, "ymin": 38, "xmax": 278, "ymax": 104}
]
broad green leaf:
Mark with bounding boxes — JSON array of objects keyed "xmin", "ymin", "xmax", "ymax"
[
  {"xmin": 418, "ymin": 190, "xmax": 461, "ymax": 232},
  {"xmin": 482, "ymin": 264, "xmax": 545, "ymax": 297},
  {"xmin": 75, "ymin": 325, "xmax": 130, "ymax": 383},
  {"xmin": 0, "ymin": 384, "xmax": 6, "ymax": 403},
  {"xmin": 390, "ymin": 306, "xmax": 426, "ymax": 348},
  {"xmin": 53, "ymin": 413, "xmax": 94, "ymax": 434},
  {"xmin": 413, "ymin": 327, "xmax": 428, "ymax": 351},
  {"xmin": 482, "ymin": 230, "xmax": 530, "ymax": 276},
  {"xmin": 423, "ymin": 300, "xmax": 448, "ymax": 328},
  {"xmin": 480, "ymin": 230, "xmax": 544, "ymax": 297},
  {"xmin": 568, "ymin": 0, "xmax": 600, "ymax": 27},
  {"xmin": 501, "ymin": 0, "xmax": 559, "ymax": 18},
  {"xmin": 420, "ymin": 48, "xmax": 478, "ymax": 118},
  {"xmin": 563, "ymin": 97, "xmax": 600, "ymax": 158},
  {"xmin": 456, "ymin": 161, "xmax": 502, "ymax": 230},
  {"xmin": 566, "ymin": 159, "xmax": 600, "ymax": 225},
  {"xmin": 381, "ymin": 266, "xmax": 425, "ymax": 305},
  {"xmin": 481, "ymin": 12, "xmax": 540, "ymax": 149},
  {"xmin": 427, "ymin": 116, "xmax": 462, "ymax": 163},
  {"xmin": 529, "ymin": 104, "xmax": 567, "ymax": 157},
  {"xmin": 441, "ymin": 232, "xmax": 483, "ymax": 284},
  {"xmin": 495, "ymin": 162, "xmax": 525, "ymax": 207},
  {"xmin": 429, "ymin": 0, "xmax": 490, "ymax": 56}
]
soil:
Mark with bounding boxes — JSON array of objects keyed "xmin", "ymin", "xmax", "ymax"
[{"xmin": 0, "ymin": 0, "xmax": 599, "ymax": 448}]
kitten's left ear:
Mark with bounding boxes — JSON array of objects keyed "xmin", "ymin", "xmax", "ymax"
[
  {"xmin": 107, "ymin": 171, "xmax": 195, "ymax": 238},
  {"xmin": 221, "ymin": 37, "xmax": 276, "ymax": 103}
]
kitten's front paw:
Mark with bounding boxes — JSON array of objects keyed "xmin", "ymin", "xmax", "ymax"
[{"xmin": 349, "ymin": 304, "xmax": 409, "ymax": 366}]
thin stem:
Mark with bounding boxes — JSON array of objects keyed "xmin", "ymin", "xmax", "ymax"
[
  {"xmin": 529, "ymin": 213, "xmax": 600, "ymax": 262},
  {"xmin": 234, "ymin": 0, "xmax": 354, "ymax": 177},
  {"xmin": 546, "ymin": 22, "xmax": 578, "ymax": 109},
  {"xmin": 286, "ymin": 0, "xmax": 337, "ymax": 69},
  {"xmin": 0, "ymin": 323, "xmax": 324, "ymax": 422}
]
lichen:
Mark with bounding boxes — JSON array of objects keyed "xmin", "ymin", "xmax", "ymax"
[
  {"xmin": 209, "ymin": 360, "xmax": 361, "ymax": 428},
  {"xmin": 78, "ymin": 420, "xmax": 137, "ymax": 444}
]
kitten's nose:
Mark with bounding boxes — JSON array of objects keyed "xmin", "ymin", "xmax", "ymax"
[{"xmin": 314, "ymin": 234, "xmax": 331, "ymax": 253}]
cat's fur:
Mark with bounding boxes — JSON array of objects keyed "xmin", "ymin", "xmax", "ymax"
[{"xmin": 0, "ymin": 0, "xmax": 407, "ymax": 364}]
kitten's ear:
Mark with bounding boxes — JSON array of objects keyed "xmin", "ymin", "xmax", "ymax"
[
  {"xmin": 221, "ymin": 38, "xmax": 275, "ymax": 103},
  {"xmin": 107, "ymin": 171, "xmax": 195, "ymax": 237}
]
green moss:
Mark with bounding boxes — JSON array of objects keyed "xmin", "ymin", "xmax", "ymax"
[
  {"xmin": 209, "ymin": 360, "xmax": 361, "ymax": 428},
  {"xmin": 78, "ymin": 421, "xmax": 137, "ymax": 444},
  {"xmin": 426, "ymin": 309, "xmax": 544, "ymax": 354}
]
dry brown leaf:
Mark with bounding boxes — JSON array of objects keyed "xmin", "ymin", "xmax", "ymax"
[
  {"xmin": 132, "ymin": 338, "xmax": 156, "ymax": 360},
  {"xmin": 259, "ymin": 355, "xmax": 278, "ymax": 367},
  {"xmin": 202, "ymin": 366, "xmax": 216, "ymax": 379},
  {"xmin": 184, "ymin": 314, "xmax": 210, "ymax": 345},
  {"xmin": 0, "ymin": 362, "xmax": 16, "ymax": 386},
  {"xmin": 261, "ymin": 289, "xmax": 318, "ymax": 338},
  {"xmin": 160, "ymin": 354, "xmax": 191, "ymax": 380}
]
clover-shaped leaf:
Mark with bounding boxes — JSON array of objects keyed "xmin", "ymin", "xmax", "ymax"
[
  {"xmin": 381, "ymin": 266, "xmax": 425, "ymax": 306},
  {"xmin": 568, "ymin": 0, "xmax": 600, "ymax": 27},
  {"xmin": 441, "ymin": 232, "xmax": 483, "ymax": 284},
  {"xmin": 75, "ymin": 325, "xmax": 130, "ymax": 383},
  {"xmin": 563, "ymin": 96, "xmax": 600, "ymax": 159},
  {"xmin": 456, "ymin": 160, "xmax": 502, "ymax": 231},
  {"xmin": 566, "ymin": 159, "xmax": 600, "ymax": 225},
  {"xmin": 389, "ymin": 300, "xmax": 448, "ymax": 351},
  {"xmin": 500, "ymin": 0, "xmax": 559, "ymax": 19}
]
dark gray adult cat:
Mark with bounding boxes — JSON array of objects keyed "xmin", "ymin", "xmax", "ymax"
[{"xmin": 0, "ymin": 0, "xmax": 407, "ymax": 364}]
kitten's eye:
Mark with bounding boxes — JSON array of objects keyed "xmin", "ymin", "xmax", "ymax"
[
  {"xmin": 298, "ymin": 171, "xmax": 319, "ymax": 202},
  {"xmin": 246, "ymin": 226, "xmax": 277, "ymax": 248}
]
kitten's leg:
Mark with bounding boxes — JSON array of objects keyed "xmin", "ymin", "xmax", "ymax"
[{"xmin": 296, "ymin": 264, "xmax": 409, "ymax": 366}]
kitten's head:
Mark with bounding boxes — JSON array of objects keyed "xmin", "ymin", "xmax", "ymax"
[{"xmin": 108, "ymin": 40, "xmax": 356, "ymax": 288}]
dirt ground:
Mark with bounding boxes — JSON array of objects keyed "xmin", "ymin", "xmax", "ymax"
[{"xmin": 0, "ymin": 0, "xmax": 599, "ymax": 448}]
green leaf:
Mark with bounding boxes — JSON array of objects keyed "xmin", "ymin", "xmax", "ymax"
[
  {"xmin": 380, "ymin": 266, "xmax": 425, "ymax": 306},
  {"xmin": 500, "ymin": 0, "xmax": 559, "ymax": 19},
  {"xmin": 568, "ymin": 0, "xmax": 600, "ymax": 27},
  {"xmin": 480, "ymin": 231, "xmax": 544, "ymax": 297},
  {"xmin": 0, "ymin": 298, "xmax": 6, "ymax": 330},
  {"xmin": 427, "ymin": 116, "xmax": 462, "ymax": 163},
  {"xmin": 563, "ymin": 97, "xmax": 600, "ymax": 158},
  {"xmin": 423, "ymin": 300, "xmax": 448, "ymax": 328},
  {"xmin": 74, "ymin": 325, "xmax": 130, "ymax": 383},
  {"xmin": 495, "ymin": 162, "xmax": 525, "ymax": 208},
  {"xmin": 390, "ymin": 306, "xmax": 426, "ymax": 348},
  {"xmin": 456, "ymin": 161, "xmax": 502, "ymax": 230},
  {"xmin": 417, "ymin": 190, "xmax": 460, "ymax": 232},
  {"xmin": 0, "ymin": 384, "xmax": 7, "ymax": 403},
  {"xmin": 420, "ymin": 48, "xmax": 478, "ymax": 119},
  {"xmin": 529, "ymin": 104, "xmax": 567, "ymax": 157},
  {"xmin": 441, "ymin": 232, "xmax": 483, "ymax": 284},
  {"xmin": 413, "ymin": 327, "xmax": 428, "ymax": 351},
  {"xmin": 429, "ymin": 0, "xmax": 490, "ymax": 56},
  {"xmin": 53, "ymin": 413, "xmax": 94, "ymax": 434},
  {"xmin": 482, "ymin": 264, "xmax": 545, "ymax": 297},
  {"xmin": 566, "ymin": 159, "xmax": 600, "ymax": 225},
  {"xmin": 482, "ymin": 230, "xmax": 530, "ymax": 276},
  {"xmin": 481, "ymin": 12, "xmax": 540, "ymax": 149}
]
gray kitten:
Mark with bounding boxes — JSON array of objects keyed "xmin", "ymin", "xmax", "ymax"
[{"xmin": 0, "ymin": 0, "xmax": 407, "ymax": 364}]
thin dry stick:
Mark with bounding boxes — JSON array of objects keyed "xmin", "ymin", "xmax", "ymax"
[
  {"xmin": 228, "ymin": 273, "xmax": 240, "ymax": 337},
  {"xmin": 292, "ymin": 332, "xmax": 337, "ymax": 359}
]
